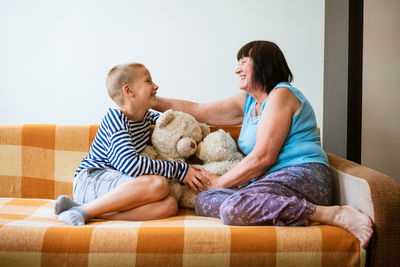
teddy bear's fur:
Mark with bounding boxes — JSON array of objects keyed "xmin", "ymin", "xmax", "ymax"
[
  {"xmin": 140, "ymin": 109, "xmax": 209, "ymax": 208},
  {"xmin": 177, "ymin": 129, "xmax": 245, "ymax": 208},
  {"xmin": 195, "ymin": 129, "xmax": 244, "ymax": 175},
  {"xmin": 149, "ymin": 109, "xmax": 210, "ymax": 161},
  {"xmin": 141, "ymin": 110, "xmax": 244, "ymax": 209}
]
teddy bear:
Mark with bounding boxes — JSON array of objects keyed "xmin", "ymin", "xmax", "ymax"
[
  {"xmin": 140, "ymin": 109, "xmax": 210, "ymax": 208},
  {"xmin": 194, "ymin": 129, "xmax": 244, "ymax": 176},
  {"xmin": 174, "ymin": 129, "xmax": 247, "ymax": 208},
  {"xmin": 141, "ymin": 109, "xmax": 210, "ymax": 162},
  {"xmin": 141, "ymin": 109, "xmax": 245, "ymax": 209},
  {"xmin": 143, "ymin": 109, "xmax": 246, "ymax": 209},
  {"xmin": 151, "ymin": 109, "xmax": 210, "ymax": 162}
]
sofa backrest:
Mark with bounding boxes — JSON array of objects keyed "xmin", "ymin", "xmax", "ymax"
[
  {"xmin": 0, "ymin": 124, "xmax": 241, "ymax": 199},
  {"xmin": 0, "ymin": 124, "xmax": 99, "ymax": 199}
]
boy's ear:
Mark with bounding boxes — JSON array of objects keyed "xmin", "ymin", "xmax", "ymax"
[{"xmin": 123, "ymin": 84, "xmax": 134, "ymax": 97}]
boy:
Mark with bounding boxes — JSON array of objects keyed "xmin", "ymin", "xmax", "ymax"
[{"xmin": 54, "ymin": 63, "xmax": 207, "ymax": 226}]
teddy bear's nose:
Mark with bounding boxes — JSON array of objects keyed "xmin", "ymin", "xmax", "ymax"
[{"xmin": 190, "ymin": 142, "xmax": 196, "ymax": 149}]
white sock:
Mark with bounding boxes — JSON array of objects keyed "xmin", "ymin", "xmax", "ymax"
[
  {"xmin": 58, "ymin": 207, "xmax": 89, "ymax": 226},
  {"xmin": 54, "ymin": 195, "xmax": 80, "ymax": 215}
]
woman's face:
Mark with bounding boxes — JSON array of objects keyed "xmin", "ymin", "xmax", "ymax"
[{"xmin": 235, "ymin": 56, "xmax": 253, "ymax": 91}]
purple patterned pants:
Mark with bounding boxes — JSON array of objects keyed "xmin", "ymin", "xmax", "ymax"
[{"xmin": 194, "ymin": 163, "xmax": 333, "ymax": 226}]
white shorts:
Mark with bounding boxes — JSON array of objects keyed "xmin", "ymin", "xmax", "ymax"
[{"xmin": 73, "ymin": 168, "xmax": 133, "ymax": 204}]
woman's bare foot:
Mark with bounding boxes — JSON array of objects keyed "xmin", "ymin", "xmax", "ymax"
[
  {"xmin": 311, "ymin": 205, "xmax": 374, "ymax": 248},
  {"xmin": 333, "ymin": 206, "xmax": 373, "ymax": 248}
]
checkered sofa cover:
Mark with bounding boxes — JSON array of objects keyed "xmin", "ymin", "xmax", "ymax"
[{"xmin": 0, "ymin": 124, "xmax": 399, "ymax": 267}]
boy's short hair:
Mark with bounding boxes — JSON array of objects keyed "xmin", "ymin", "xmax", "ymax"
[{"xmin": 106, "ymin": 63, "xmax": 145, "ymax": 105}]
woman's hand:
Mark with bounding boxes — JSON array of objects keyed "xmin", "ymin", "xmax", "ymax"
[
  {"xmin": 182, "ymin": 166, "xmax": 210, "ymax": 193},
  {"xmin": 197, "ymin": 168, "xmax": 222, "ymax": 190}
]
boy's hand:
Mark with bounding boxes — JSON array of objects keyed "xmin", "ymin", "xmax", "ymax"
[
  {"xmin": 182, "ymin": 166, "xmax": 210, "ymax": 193},
  {"xmin": 198, "ymin": 168, "xmax": 221, "ymax": 190}
]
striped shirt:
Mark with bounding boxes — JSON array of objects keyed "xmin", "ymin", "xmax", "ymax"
[{"xmin": 76, "ymin": 108, "xmax": 189, "ymax": 182}]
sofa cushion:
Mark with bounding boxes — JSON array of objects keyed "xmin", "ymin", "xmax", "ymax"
[
  {"xmin": 0, "ymin": 197, "xmax": 365, "ymax": 267},
  {"xmin": 330, "ymin": 166, "xmax": 374, "ymax": 221}
]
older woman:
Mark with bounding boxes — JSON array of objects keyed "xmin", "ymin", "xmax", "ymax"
[{"xmin": 155, "ymin": 40, "xmax": 373, "ymax": 248}]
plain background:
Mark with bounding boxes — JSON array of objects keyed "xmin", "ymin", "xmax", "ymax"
[
  {"xmin": 362, "ymin": 0, "xmax": 400, "ymax": 182},
  {"xmin": 0, "ymin": 0, "xmax": 325, "ymax": 127}
]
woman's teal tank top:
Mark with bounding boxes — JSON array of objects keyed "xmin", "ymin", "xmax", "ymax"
[{"xmin": 238, "ymin": 82, "xmax": 328, "ymax": 173}]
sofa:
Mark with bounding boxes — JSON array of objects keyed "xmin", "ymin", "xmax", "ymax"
[{"xmin": 0, "ymin": 124, "xmax": 399, "ymax": 267}]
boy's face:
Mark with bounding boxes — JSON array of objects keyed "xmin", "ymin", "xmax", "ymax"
[{"xmin": 130, "ymin": 67, "xmax": 159, "ymax": 109}]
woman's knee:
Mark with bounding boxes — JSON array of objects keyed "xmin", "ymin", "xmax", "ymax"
[
  {"xmin": 219, "ymin": 196, "xmax": 246, "ymax": 225},
  {"xmin": 194, "ymin": 191, "xmax": 211, "ymax": 216},
  {"xmin": 194, "ymin": 190, "xmax": 211, "ymax": 206},
  {"xmin": 195, "ymin": 188, "xmax": 236, "ymax": 206},
  {"xmin": 195, "ymin": 188, "xmax": 238, "ymax": 219},
  {"xmin": 219, "ymin": 200, "xmax": 236, "ymax": 225}
]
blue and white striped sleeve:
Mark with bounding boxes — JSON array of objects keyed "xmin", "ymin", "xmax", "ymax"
[{"xmin": 107, "ymin": 130, "xmax": 189, "ymax": 182}]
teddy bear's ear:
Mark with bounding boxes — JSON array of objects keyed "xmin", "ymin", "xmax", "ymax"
[
  {"xmin": 157, "ymin": 109, "xmax": 175, "ymax": 128},
  {"xmin": 199, "ymin": 123, "xmax": 210, "ymax": 139}
]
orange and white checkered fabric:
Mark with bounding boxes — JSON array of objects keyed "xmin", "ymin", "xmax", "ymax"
[
  {"xmin": 0, "ymin": 198, "xmax": 364, "ymax": 267},
  {"xmin": 0, "ymin": 124, "xmax": 99, "ymax": 199},
  {"xmin": 0, "ymin": 124, "xmax": 365, "ymax": 267}
]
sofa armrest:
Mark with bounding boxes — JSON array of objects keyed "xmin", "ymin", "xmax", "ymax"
[{"xmin": 327, "ymin": 153, "xmax": 400, "ymax": 267}]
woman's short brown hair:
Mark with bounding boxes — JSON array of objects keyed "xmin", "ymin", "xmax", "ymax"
[{"xmin": 237, "ymin": 41, "xmax": 293, "ymax": 94}]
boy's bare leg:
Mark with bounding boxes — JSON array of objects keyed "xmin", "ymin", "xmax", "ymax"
[
  {"xmin": 98, "ymin": 195, "xmax": 178, "ymax": 221},
  {"xmin": 81, "ymin": 175, "xmax": 169, "ymax": 218},
  {"xmin": 58, "ymin": 175, "xmax": 170, "ymax": 225},
  {"xmin": 310, "ymin": 205, "xmax": 373, "ymax": 248}
]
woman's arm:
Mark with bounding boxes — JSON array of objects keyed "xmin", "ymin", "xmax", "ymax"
[
  {"xmin": 208, "ymin": 87, "xmax": 301, "ymax": 188},
  {"xmin": 155, "ymin": 93, "xmax": 246, "ymax": 126}
]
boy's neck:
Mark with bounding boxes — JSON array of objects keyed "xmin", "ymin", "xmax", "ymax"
[{"xmin": 119, "ymin": 105, "xmax": 148, "ymax": 122}]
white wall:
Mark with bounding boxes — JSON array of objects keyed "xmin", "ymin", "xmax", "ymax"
[
  {"xmin": 323, "ymin": 0, "xmax": 349, "ymax": 158},
  {"xmin": 0, "ymin": 0, "xmax": 325, "ymax": 127},
  {"xmin": 362, "ymin": 0, "xmax": 400, "ymax": 182}
]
